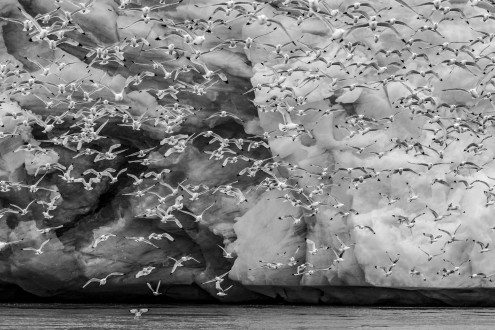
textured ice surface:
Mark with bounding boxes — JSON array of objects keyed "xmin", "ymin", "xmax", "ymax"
[{"xmin": 0, "ymin": 0, "xmax": 495, "ymax": 305}]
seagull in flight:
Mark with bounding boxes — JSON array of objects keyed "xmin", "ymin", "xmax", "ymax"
[
  {"xmin": 354, "ymin": 225, "xmax": 376, "ymax": 234},
  {"xmin": 202, "ymin": 271, "xmax": 230, "ymax": 285},
  {"xmin": 147, "ymin": 281, "xmax": 162, "ymax": 296},
  {"xmin": 36, "ymin": 225, "xmax": 63, "ymax": 234},
  {"xmin": 306, "ymin": 238, "xmax": 329, "ymax": 255},
  {"xmin": 215, "ymin": 281, "xmax": 233, "ymax": 297},
  {"xmin": 0, "ymin": 239, "xmax": 23, "ymax": 251},
  {"xmin": 217, "ymin": 244, "xmax": 234, "ymax": 258},
  {"xmin": 22, "ymin": 239, "xmax": 50, "ymax": 255},
  {"xmin": 92, "ymin": 233, "xmax": 116, "ymax": 249},
  {"xmin": 130, "ymin": 308, "xmax": 148, "ymax": 320},
  {"xmin": 168, "ymin": 256, "xmax": 200, "ymax": 274},
  {"xmin": 124, "ymin": 236, "xmax": 159, "ymax": 249},
  {"xmin": 82, "ymin": 272, "xmax": 125, "ymax": 288},
  {"xmin": 148, "ymin": 232, "xmax": 174, "ymax": 242}
]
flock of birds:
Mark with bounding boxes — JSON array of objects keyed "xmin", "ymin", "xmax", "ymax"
[{"xmin": 0, "ymin": 0, "xmax": 495, "ymax": 310}]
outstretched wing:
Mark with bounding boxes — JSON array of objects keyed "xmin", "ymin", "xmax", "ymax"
[
  {"xmin": 171, "ymin": 261, "xmax": 179, "ymax": 274},
  {"xmin": 438, "ymin": 228, "xmax": 452, "ymax": 238},
  {"xmin": 39, "ymin": 239, "xmax": 51, "ymax": 250},
  {"xmin": 306, "ymin": 238, "xmax": 316, "ymax": 251},
  {"xmin": 82, "ymin": 278, "xmax": 99, "ymax": 288}
]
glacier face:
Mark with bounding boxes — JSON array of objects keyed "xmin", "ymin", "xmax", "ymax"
[{"xmin": 0, "ymin": 0, "xmax": 494, "ymax": 305}]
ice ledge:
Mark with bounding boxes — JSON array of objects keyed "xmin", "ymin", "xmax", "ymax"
[{"xmin": 2, "ymin": 283, "xmax": 495, "ymax": 306}]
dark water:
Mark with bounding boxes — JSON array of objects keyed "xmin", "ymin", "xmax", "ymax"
[{"xmin": 0, "ymin": 304, "xmax": 494, "ymax": 329}]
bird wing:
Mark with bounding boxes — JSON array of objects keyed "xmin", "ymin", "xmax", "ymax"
[
  {"xmin": 217, "ymin": 244, "xmax": 228, "ymax": 253},
  {"xmin": 453, "ymin": 224, "xmax": 461, "ymax": 234},
  {"xmin": 39, "ymin": 239, "xmax": 50, "ymax": 250},
  {"xmin": 418, "ymin": 246, "xmax": 429, "ymax": 256},
  {"xmin": 306, "ymin": 238, "xmax": 316, "ymax": 251},
  {"xmin": 366, "ymin": 226, "xmax": 376, "ymax": 234},
  {"xmin": 428, "ymin": 207, "xmax": 438, "ymax": 218},
  {"xmin": 144, "ymin": 240, "xmax": 159, "ymax": 248},
  {"xmin": 171, "ymin": 262, "xmax": 179, "ymax": 274},
  {"xmin": 82, "ymin": 278, "xmax": 99, "ymax": 288},
  {"xmin": 438, "ymin": 228, "xmax": 452, "ymax": 238},
  {"xmin": 127, "ymin": 173, "xmax": 139, "ymax": 181}
]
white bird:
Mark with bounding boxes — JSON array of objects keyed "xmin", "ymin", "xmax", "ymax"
[
  {"xmin": 127, "ymin": 173, "xmax": 144, "ymax": 186},
  {"xmin": 36, "ymin": 225, "xmax": 63, "ymax": 234},
  {"xmin": 215, "ymin": 281, "xmax": 233, "ymax": 297},
  {"xmin": 22, "ymin": 239, "xmax": 50, "ymax": 255},
  {"xmin": 0, "ymin": 239, "xmax": 23, "ymax": 251},
  {"xmin": 127, "ymin": 147, "xmax": 156, "ymax": 159},
  {"xmin": 332, "ymin": 249, "xmax": 345, "ymax": 264},
  {"xmin": 147, "ymin": 281, "xmax": 162, "ymax": 296},
  {"xmin": 207, "ymin": 111, "xmax": 243, "ymax": 123},
  {"xmin": 177, "ymin": 202, "xmax": 215, "ymax": 222},
  {"xmin": 354, "ymin": 225, "xmax": 376, "ymax": 234},
  {"xmin": 439, "ymin": 224, "xmax": 463, "ymax": 248},
  {"xmin": 409, "ymin": 267, "xmax": 427, "ymax": 281},
  {"xmin": 217, "ymin": 244, "xmax": 234, "ymax": 258},
  {"xmin": 375, "ymin": 265, "xmax": 394, "ymax": 277},
  {"xmin": 474, "ymin": 240, "xmax": 491, "ymax": 253},
  {"xmin": 418, "ymin": 246, "xmax": 445, "ymax": 262},
  {"xmin": 277, "ymin": 107, "xmax": 305, "ymax": 133},
  {"xmin": 9, "ymin": 200, "xmax": 36, "ymax": 215},
  {"xmin": 82, "ymin": 272, "xmax": 125, "ymax": 288},
  {"xmin": 168, "ymin": 256, "xmax": 200, "ymax": 274},
  {"xmin": 406, "ymin": 182, "xmax": 419, "ymax": 202},
  {"xmin": 423, "ymin": 232, "xmax": 442, "ymax": 244},
  {"xmin": 426, "ymin": 206, "xmax": 452, "ymax": 222},
  {"xmin": 443, "ymin": 258, "xmax": 470, "ymax": 275},
  {"xmin": 92, "ymin": 233, "xmax": 116, "ymax": 249},
  {"xmin": 135, "ymin": 266, "xmax": 156, "ymax": 278},
  {"xmin": 202, "ymin": 271, "xmax": 230, "ymax": 285},
  {"xmin": 148, "ymin": 232, "xmax": 174, "ymax": 241},
  {"xmin": 470, "ymin": 272, "xmax": 495, "ymax": 279},
  {"xmin": 335, "ymin": 235, "xmax": 352, "ymax": 252},
  {"xmin": 125, "ymin": 236, "xmax": 159, "ymax": 249},
  {"xmin": 130, "ymin": 308, "xmax": 148, "ymax": 319},
  {"xmin": 306, "ymin": 238, "xmax": 329, "ymax": 255}
]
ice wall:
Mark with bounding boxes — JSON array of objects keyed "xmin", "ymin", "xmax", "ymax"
[{"xmin": 0, "ymin": 0, "xmax": 494, "ymax": 304}]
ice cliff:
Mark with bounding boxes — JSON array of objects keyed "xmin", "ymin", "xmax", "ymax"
[{"xmin": 0, "ymin": 0, "xmax": 495, "ymax": 306}]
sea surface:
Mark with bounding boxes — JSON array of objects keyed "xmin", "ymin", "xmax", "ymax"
[{"xmin": 1, "ymin": 304, "xmax": 495, "ymax": 329}]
